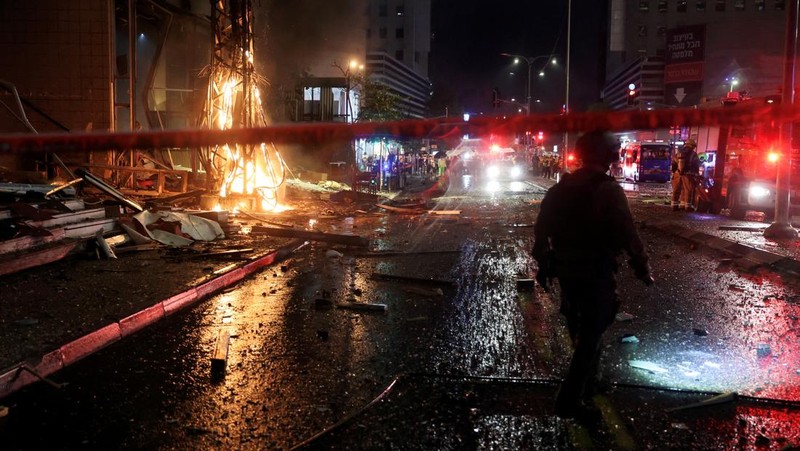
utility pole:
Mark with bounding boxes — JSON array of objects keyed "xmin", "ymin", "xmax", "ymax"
[{"xmin": 765, "ymin": 0, "xmax": 799, "ymax": 239}]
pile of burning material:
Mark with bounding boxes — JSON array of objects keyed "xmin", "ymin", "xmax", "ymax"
[{"xmin": 197, "ymin": 0, "xmax": 287, "ymax": 214}]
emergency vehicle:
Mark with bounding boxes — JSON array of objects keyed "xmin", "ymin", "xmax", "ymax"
[
  {"xmin": 692, "ymin": 97, "xmax": 799, "ymax": 219},
  {"xmin": 620, "ymin": 141, "xmax": 672, "ymax": 183}
]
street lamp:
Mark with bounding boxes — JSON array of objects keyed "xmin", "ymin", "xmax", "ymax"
[
  {"xmin": 333, "ymin": 59, "xmax": 364, "ymax": 189},
  {"xmin": 500, "ymin": 53, "xmax": 557, "ymax": 116}
]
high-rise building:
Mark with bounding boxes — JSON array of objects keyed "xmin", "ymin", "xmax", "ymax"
[
  {"xmin": 365, "ymin": 0, "xmax": 432, "ymax": 119},
  {"xmin": 603, "ymin": 0, "xmax": 786, "ymax": 110}
]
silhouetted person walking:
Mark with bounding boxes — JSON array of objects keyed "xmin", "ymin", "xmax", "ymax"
[{"xmin": 533, "ymin": 130, "xmax": 654, "ymax": 421}]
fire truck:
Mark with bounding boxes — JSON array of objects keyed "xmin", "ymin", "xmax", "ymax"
[{"xmin": 693, "ymin": 97, "xmax": 798, "ymax": 219}]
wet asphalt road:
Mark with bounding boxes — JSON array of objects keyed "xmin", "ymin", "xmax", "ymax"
[{"xmin": 1, "ymin": 172, "xmax": 800, "ymax": 450}]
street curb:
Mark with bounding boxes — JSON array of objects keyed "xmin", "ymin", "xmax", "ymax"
[
  {"xmin": 0, "ymin": 239, "xmax": 306, "ymax": 400},
  {"xmin": 649, "ymin": 221, "xmax": 800, "ymax": 275}
]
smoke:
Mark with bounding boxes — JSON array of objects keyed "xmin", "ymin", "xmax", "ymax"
[{"xmin": 254, "ymin": 0, "xmax": 367, "ymax": 86}]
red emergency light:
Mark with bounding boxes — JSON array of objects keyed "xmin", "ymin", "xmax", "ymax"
[{"xmin": 767, "ymin": 152, "xmax": 780, "ymax": 163}]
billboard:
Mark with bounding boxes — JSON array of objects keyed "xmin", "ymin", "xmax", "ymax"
[{"xmin": 664, "ymin": 25, "xmax": 706, "ymax": 106}]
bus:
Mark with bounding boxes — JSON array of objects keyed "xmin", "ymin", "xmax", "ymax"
[{"xmin": 621, "ymin": 142, "xmax": 672, "ymax": 183}]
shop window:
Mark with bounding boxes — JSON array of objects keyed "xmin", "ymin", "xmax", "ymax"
[
  {"xmin": 658, "ymin": 0, "xmax": 668, "ymax": 12},
  {"xmin": 396, "ymin": 5, "xmax": 404, "ymax": 16},
  {"xmin": 775, "ymin": 0, "xmax": 785, "ymax": 9},
  {"xmin": 696, "ymin": 0, "xmax": 706, "ymax": 10},
  {"xmin": 755, "ymin": 0, "xmax": 765, "ymax": 10},
  {"xmin": 734, "ymin": 0, "xmax": 744, "ymax": 10},
  {"xmin": 379, "ymin": 27, "xmax": 387, "ymax": 38},
  {"xmin": 715, "ymin": 0, "xmax": 725, "ymax": 11},
  {"xmin": 396, "ymin": 28, "xmax": 404, "ymax": 38},
  {"xmin": 639, "ymin": 1, "xmax": 649, "ymax": 11},
  {"xmin": 678, "ymin": 0, "xmax": 687, "ymax": 11}
]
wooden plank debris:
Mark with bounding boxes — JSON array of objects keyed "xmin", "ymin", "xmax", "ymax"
[
  {"xmin": 0, "ymin": 182, "xmax": 76, "ymax": 197},
  {"xmin": 113, "ymin": 243, "xmax": 161, "ymax": 255},
  {"xmin": 51, "ymin": 153, "xmax": 77, "ymax": 179},
  {"xmin": 336, "ymin": 302, "xmax": 387, "ymax": 312},
  {"xmin": 45, "ymin": 178, "xmax": 83, "ymax": 198},
  {"xmin": 184, "ymin": 248, "xmax": 253, "ymax": 259},
  {"xmin": 516, "ymin": 278, "xmax": 536, "ymax": 288},
  {"xmin": 25, "ymin": 208, "xmax": 106, "ymax": 229},
  {"xmin": 401, "ymin": 286, "xmax": 445, "ymax": 297},
  {"xmin": 0, "ymin": 228, "xmax": 66, "ymax": 255},
  {"xmin": 0, "ymin": 199, "xmax": 85, "ymax": 220},
  {"xmin": 211, "ymin": 329, "xmax": 230, "ymax": 376},
  {"xmin": 371, "ymin": 272, "xmax": 454, "ymax": 286},
  {"xmin": 375, "ymin": 203, "xmax": 426, "ymax": 214},
  {"xmin": 250, "ymin": 225, "xmax": 369, "ymax": 247},
  {"xmin": 75, "ymin": 168, "xmax": 144, "ymax": 212},
  {"xmin": 0, "ymin": 241, "xmax": 78, "ymax": 276},
  {"xmin": 10, "ymin": 202, "xmax": 54, "ymax": 221},
  {"xmin": 352, "ymin": 250, "xmax": 461, "ymax": 258},
  {"xmin": 64, "ymin": 218, "xmax": 117, "ymax": 239},
  {"xmin": 144, "ymin": 189, "xmax": 206, "ymax": 207}
]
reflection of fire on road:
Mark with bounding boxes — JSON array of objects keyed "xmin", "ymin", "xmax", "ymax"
[{"xmin": 199, "ymin": 0, "xmax": 286, "ymax": 212}]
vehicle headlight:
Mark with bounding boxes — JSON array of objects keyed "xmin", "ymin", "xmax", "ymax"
[
  {"xmin": 509, "ymin": 165, "xmax": 523, "ymax": 178},
  {"xmin": 749, "ymin": 185, "xmax": 771, "ymax": 198},
  {"xmin": 487, "ymin": 165, "xmax": 500, "ymax": 178}
]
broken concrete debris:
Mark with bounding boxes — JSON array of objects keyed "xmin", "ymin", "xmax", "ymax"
[
  {"xmin": 326, "ymin": 249, "xmax": 344, "ymax": 259},
  {"xmin": 629, "ymin": 360, "xmax": 668, "ymax": 373},
  {"xmin": 615, "ymin": 312, "xmax": 635, "ymax": 322},
  {"xmin": 620, "ymin": 334, "xmax": 640, "ymax": 344}
]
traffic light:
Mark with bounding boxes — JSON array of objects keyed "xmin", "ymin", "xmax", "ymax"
[{"xmin": 627, "ymin": 83, "xmax": 637, "ymax": 106}]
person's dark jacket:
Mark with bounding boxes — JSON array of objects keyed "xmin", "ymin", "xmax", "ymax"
[{"xmin": 533, "ymin": 168, "xmax": 651, "ymax": 284}]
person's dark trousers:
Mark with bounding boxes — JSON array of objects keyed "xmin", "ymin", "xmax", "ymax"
[{"xmin": 554, "ymin": 271, "xmax": 619, "ymax": 415}]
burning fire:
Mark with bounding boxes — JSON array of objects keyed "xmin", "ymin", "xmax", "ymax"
[{"xmin": 203, "ymin": 41, "xmax": 287, "ymax": 212}]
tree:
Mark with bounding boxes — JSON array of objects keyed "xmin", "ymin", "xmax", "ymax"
[{"xmin": 352, "ymin": 74, "xmax": 405, "ymax": 122}]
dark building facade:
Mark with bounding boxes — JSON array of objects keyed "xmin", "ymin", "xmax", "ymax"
[{"xmin": 603, "ymin": 0, "xmax": 787, "ymax": 110}]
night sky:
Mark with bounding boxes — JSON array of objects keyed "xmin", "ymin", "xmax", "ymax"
[{"xmin": 429, "ymin": 1, "xmax": 609, "ymax": 117}]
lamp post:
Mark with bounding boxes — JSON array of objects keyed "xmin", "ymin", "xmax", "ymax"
[
  {"xmin": 334, "ymin": 59, "xmax": 364, "ymax": 124},
  {"xmin": 765, "ymin": 0, "xmax": 799, "ymax": 239},
  {"xmin": 333, "ymin": 59, "xmax": 363, "ymax": 189},
  {"xmin": 500, "ymin": 53, "xmax": 557, "ymax": 116}
]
